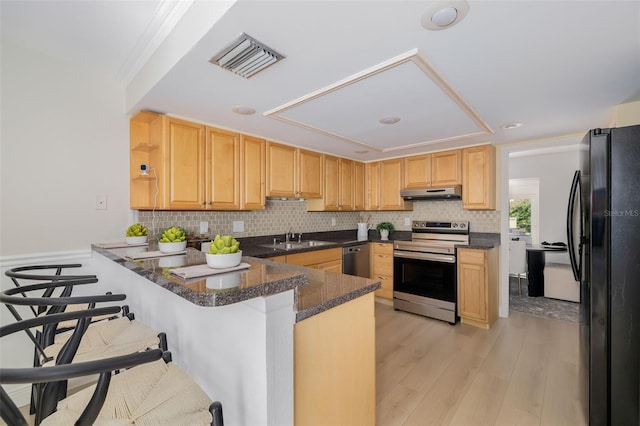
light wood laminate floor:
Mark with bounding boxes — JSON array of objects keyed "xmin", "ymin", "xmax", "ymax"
[{"xmin": 375, "ymin": 301, "xmax": 586, "ymax": 426}]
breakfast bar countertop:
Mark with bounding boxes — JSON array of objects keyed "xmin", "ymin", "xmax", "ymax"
[{"xmin": 91, "ymin": 244, "xmax": 380, "ymax": 322}]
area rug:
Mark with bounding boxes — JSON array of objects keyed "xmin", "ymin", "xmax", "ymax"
[{"xmin": 509, "ymin": 277, "xmax": 579, "ymax": 323}]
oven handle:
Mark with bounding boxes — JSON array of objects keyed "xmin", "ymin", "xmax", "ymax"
[{"xmin": 393, "ymin": 250, "xmax": 456, "ymax": 263}]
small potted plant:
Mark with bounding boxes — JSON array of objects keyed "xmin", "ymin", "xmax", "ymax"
[
  {"xmin": 376, "ymin": 222, "xmax": 395, "ymax": 241},
  {"xmin": 206, "ymin": 234, "xmax": 242, "ymax": 269},
  {"xmin": 125, "ymin": 223, "xmax": 148, "ymax": 245},
  {"xmin": 158, "ymin": 226, "xmax": 187, "ymax": 253}
]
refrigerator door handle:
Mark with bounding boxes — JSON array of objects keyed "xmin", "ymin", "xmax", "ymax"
[{"xmin": 567, "ymin": 169, "xmax": 582, "ymax": 281}]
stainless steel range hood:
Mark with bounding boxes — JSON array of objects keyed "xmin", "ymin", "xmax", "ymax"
[{"xmin": 400, "ymin": 185, "xmax": 462, "ymax": 200}]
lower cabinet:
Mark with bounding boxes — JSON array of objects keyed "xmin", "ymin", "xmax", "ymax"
[
  {"xmin": 457, "ymin": 247, "xmax": 498, "ymax": 329},
  {"xmin": 267, "ymin": 248, "xmax": 342, "ymax": 272},
  {"xmin": 370, "ymin": 242, "xmax": 393, "ymax": 299},
  {"xmin": 294, "ymin": 292, "xmax": 376, "ymax": 425}
]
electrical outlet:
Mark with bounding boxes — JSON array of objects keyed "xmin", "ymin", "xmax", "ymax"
[
  {"xmin": 331, "ymin": 217, "xmax": 336, "ymax": 227},
  {"xmin": 233, "ymin": 221, "xmax": 244, "ymax": 232},
  {"xmin": 404, "ymin": 217, "xmax": 411, "ymax": 226},
  {"xmin": 95, "ymin": 195, "xmax": 107, "ymax": 210}
]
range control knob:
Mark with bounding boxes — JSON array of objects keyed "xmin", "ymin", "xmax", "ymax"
[
  {"xmin": 452, "ymin": 223, "xmax": 458, "ymax": 228},
  {"xmin": 459, "ymin": 223, "xmax": 466, "ymax": 228}
]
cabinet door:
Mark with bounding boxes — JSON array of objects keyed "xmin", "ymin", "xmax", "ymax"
[
  {"xmin": 266, "ymin": 142, "xmax": 297, "ymax": 197},
  {"xmin": 365, "ymin": 162, "xmax": 380, "ymax": 210},
  {"xmin": 431, "ymin": 149, "xmax": 461, "ymax": 186},
  {"xmin": 298, "ymin": 149, "xmax": 323, "ymax": 198},
  {"xmin": 166, "ymin": 117, "xmax": 205, "ymax": 210},
  {"xmin": 316, "ymin": 259, "xmax": 342, "ymax": 273},
  {"xmin": 403, "ymin": 154, "xmax": 431, "ymax": 188},
  {"xmin": 462, "ymin": 145, "xmax": 496, "ymax": 210},
  {"xmin": 458, "ymin": 262, "xmax": 487, "ymax": 321},
  {"xmin": 323, "ymin": 155, "xmax": 340, "ymax": 211},
  {"xmin": 206, "ymin": 127, "xmax": 240, "ymax": 210},
  {"xmin": 338, "ymin": 158, "xmax": 354, "ymax": 210},
  {"xmin": 353, "ymin": 161, "xmax": 365, "ymax": 210},
  {"xmin": 380, "ymin": 158, "xmax": 405, "ymax": 210},
  {"xmin": 241, "ymin": 135, "xmax": 265, "ymax": 210}
]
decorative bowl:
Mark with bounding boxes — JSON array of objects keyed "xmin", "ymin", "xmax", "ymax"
[
  {"xmin": 158, "ymin": 241, "xmax": 187, "ymax": 253},
  {"xmin": 125, "ymin": 236, "xmax": 148, "ymax": 245},
  {"xmin": 206, "ymin": 251, "xmax": 242, "ymax": 269}
]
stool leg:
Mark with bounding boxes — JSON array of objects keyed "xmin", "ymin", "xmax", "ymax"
[{"xmin": 518, "ymin": 275, "xmax": 522, "ymax": 296}]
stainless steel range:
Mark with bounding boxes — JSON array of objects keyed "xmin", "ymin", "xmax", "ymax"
[{"xmin": 393, "ymin": 221, "xmax": 469, "ymax": 324}]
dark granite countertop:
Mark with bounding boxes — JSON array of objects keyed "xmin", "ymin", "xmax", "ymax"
[
  {"xmin": 462, "ymin": 232, "xmax": 501, "ymax": 250},
  {"xmin": 92, "ymin": 243, "xmax": 380, "ymax": 322}
]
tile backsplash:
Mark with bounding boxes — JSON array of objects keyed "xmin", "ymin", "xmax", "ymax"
[{"xmin": 138, "ymin": 199, "xmax": 500, "ymax": 239}]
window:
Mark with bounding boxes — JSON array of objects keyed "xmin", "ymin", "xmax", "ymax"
[{"xmin": 509, "ymin": 198, "xmax": 531, "ymax": 234}]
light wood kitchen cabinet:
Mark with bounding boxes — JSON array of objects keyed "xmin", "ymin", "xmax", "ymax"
[
  {"xmin": 365, "ymin": 162, "xmax": 380, "ymax": 210},
  {"xmin": 240, "ymin": 135, "xmax": 266, "ymax": 210},
  {"xmin": 462, "ymin": 145, "xmax": 496, "ymax": 210},
  {"xmin": 205, "ymin": 126, "xmax": 240, "ymax": 210},
  {"xmin": 307, "ymin": 156, "xmax": 357, "ymax": 211},
  {"xmin": 353, "ymin": 161, "xmax": 366, "ymax": 210},
  {"xmin": 338, "ymin": 158, "xmax": 354, "ymax": 210},
  {"xmin": 165, "ymin": 117, "xmax": 206, "ymax": 210},
  {"xmin": 380, "ymin": 158, "xmax": 413, "ymax": 210},
  {"xmin": 370, "ymin": 242, "xmax": 394, "ymax": 299},
  {"xmin": 403, "ymin": 149, "xmax": 461, "ymax": 188},
  {"xmin": 266, "ymin": 142, "xmax": 323, "ymax": 199},
  {"xmin": 295, "ymin": 292, "xmax": 375, "ymax": 425},
  {"xmin": 284, "ymin": 247, "xmax": 342, "ymax": 271},
  {"xmin": 457, "ymin": 247, "xmax": 498, "ymax": 329},
  {"xmin": 130, "ymin": 111, "xmax": 165, "ymax": 210}
]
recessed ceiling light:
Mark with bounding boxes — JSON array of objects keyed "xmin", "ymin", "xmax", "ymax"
[
  {"xmin": 501, "ymin": 122, "xmax": 523, "ymax": 130},
  {"xmin": 379, "ymin": 116, "xmax": 400, "ymax": 125},
  {"xmin": 421, "ymin": 0, "xmax": 470, "ymax": 31},
  {"xmin": 355, "ymin": 150, "xmax": 369, "ymax": 154},
  {"xmin": 232, "ymin": 106, "xmax": 256, "ymax": 115}
]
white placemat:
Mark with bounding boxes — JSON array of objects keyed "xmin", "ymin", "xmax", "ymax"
[
  {"xmin": 96, "ymin": 241, "xmax": 149, "ymax": 249},
  {"xmin": 125, "ymin": 250, "xmax": 186, "ymax": 260},
  {"xmin": 170, "ymin": 263, "xmax": 251, "ymax": 279}
]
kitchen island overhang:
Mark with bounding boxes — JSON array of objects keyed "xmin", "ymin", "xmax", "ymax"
[{"xmin": 88, "ymin": 244, "xmax": 380, "ymax": 425}]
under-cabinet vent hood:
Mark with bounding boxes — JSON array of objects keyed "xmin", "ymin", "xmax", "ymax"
[{"xmin": 400, "ymin": 185, "xmax": 462, "ymax": 200}]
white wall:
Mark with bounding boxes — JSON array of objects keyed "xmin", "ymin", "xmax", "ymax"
[
  {"xmin": 0, "ymin": 37, "xmax": 130, "ymax": 257},
  {"xmin": 509, "ymin": 147, "xmax": 580, "ymax": 264}
]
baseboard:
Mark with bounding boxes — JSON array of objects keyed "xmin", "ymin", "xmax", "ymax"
[{"xmin": 6, "ymin": 384, "xmax": 31, "ymax": 409}]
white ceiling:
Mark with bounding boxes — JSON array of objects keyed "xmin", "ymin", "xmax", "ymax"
[{"xmin": 3, "ymin": 0, "xmax": 640, "ymax": 161}]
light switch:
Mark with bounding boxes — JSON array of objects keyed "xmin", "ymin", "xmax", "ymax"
[
  {"xmin": 233, "ymin": 221, "xmax": 244, "ymax": 232},
  {"xmin": 331, "ymin": 217, "xmax": 336, "ymax": 227},
  {"xmin": 96, "ymin": 195, "xmax": 107, "ymax": 210},
  {"xmin": 404, "ymin": 217, "xmax": 411, "ymax": 226}
]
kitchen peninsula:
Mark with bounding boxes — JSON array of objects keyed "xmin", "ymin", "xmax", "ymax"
[{"xmin": 89, "ymin": 243, "xmax": 380, "ymax": 425}]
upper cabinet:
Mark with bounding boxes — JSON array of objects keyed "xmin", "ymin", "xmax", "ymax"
[
  {"xmin": 403, "ymin": 149, "xmax": 461, "ymax": 188},
  {"xmin": 379, "ymin": 159, "xmax": 413, "ymax": 211},
  {"xmin": 165, "ymin": 117, "xmax": 206, "ymax": 210},
  {"xmin": 353, "ymin": 161, "xmax": 365, "ymax": 210},
  {"xmin": 307, "ymin": 156, "xmax": 359, "ymax": 211},
  {"xmin": 241, "ymin": 135, "xmax": 266, "ymax": 210},
  {"xmin": 266, "ymin": 142, "xmax": 323, "ymax": 199},
  {"xmin": 364, "ymin": 162, "xmax": 380, "ymax": 211},
  {"xmin": 130, "ymin": 111, "xmax": 164, "ymax": 210},
  {"xmin": 130, "ymin": 112, "xmax": 265, "ymax": 211},
  {"xmin": 462, "ymin": 145, "xmax": 496, "ymax": 210}
]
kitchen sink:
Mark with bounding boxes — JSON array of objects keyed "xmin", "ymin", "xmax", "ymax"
[{"xmin": 260, "ymin": 240, "xmax": 336, "ymax": 251}]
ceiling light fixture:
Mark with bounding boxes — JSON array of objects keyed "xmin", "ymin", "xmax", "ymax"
[
  {"xmin": 421, "ymin": 0, "xmax": 470, "ymax": 31},
  {"xmin": 379, "ymin": 116, "xmax": 401, "ymax": 125},
  {"xmin": 232, "ymin": 106, "xmax": 256, "ymax": 115},
  {"xmin": 354, "ymin": 150, "xmax": 369, "ymax": 154},
  {"xmin": 210, "ymin": 33, "xmax": 285, "ymax": 78},
  {"xmin": 501, "ymin": 122, "xmax": 523, "ymax": 129}
]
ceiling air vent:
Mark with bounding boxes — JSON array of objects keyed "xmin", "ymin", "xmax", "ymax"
[{"xmin": 209, "ymin": 33, "xmax": 285, "ymax": 78}]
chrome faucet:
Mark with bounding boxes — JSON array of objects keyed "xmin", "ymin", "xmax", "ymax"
[{"xmin": 285, "ymin": 227, "xmax": 293, "ymax": 243}]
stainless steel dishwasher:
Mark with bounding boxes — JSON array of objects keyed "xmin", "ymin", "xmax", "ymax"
[{"xmin": 342, "ymin": 244, "xmax": 370, "ymax": 278}]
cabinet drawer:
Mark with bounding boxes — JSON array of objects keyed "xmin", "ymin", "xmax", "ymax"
[
  {"xmin": 373, "ymin": 254, "xmax": 393, "ymax": 276},
  {"xmin": 458, "ymin": 248, "xmax": 486, "ymax": 265},
  {"xmin": 372, "ymin": 273, "xmax": 393, "ymax": 300},
  {"xmin": 371, "ymin": 242, "xmax": 393, "ymax": 255},
  {"xmin": 286, "ymin": 247, "xmax": 342, "ymax": 267}
]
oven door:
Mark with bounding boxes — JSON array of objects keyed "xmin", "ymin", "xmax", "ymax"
[{"xmin": 393, "ymin": 250, "xmax": 457, "ymax": 303}]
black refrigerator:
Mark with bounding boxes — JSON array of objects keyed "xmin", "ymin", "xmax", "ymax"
[{"xmin": 567, "ymin": 124, "xmax": 640, "ymax": 425}]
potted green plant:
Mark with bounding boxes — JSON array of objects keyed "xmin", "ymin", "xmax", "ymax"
[{"xmin": 375, "ymin": 222, "xmax": 395, "ymax": 241}]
